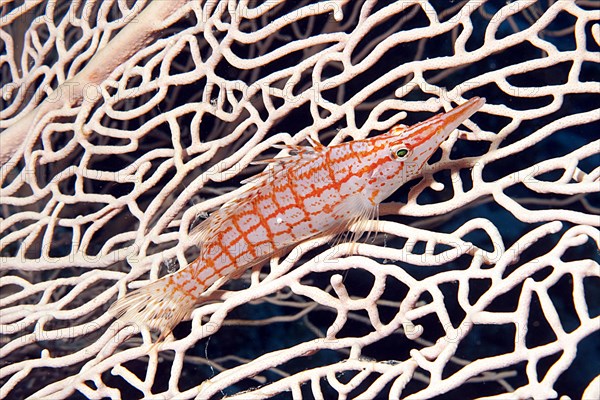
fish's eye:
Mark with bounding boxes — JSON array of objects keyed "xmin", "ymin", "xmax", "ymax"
[{"xmin": 393, "ymin": 147, "xmax": 409, "ymax": 159}]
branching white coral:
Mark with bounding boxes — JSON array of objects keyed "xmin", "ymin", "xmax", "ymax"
[{"xmin": 1, "ymin": 1, "xmax": 598, "ymax": 399}]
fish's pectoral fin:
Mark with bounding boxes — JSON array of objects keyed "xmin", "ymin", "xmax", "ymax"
[{"xmin": 327, "ymin": 195, "xmax": 379, "ymax": 250}]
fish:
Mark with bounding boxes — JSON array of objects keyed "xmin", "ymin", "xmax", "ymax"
[{"xmin": 109, "ymin": 97, "xmax": 486, "ymax": 339}]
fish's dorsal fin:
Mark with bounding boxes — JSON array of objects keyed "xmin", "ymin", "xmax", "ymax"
[
  {"xmin": 240, "ymin": 140, "xmax": 323, "ymax": 186},
  {"xmin": 305, "ymin": 134, "xmax": 324, "ymax": 151},
  {"xmin": 189, "ymin": 206, "xmax": 228, "ymax": 245},
  {"xmin": 189, "ymin": 183, "xmax": 263, "ymax": 245},
  {"xmin": 389, "ymin": 123, "xmax": 408, "ymax": 135},
  {"xmin": 192, "ymin": 138, "xmax": 325, "ymax": 246},
  {"xmin": 189, "ymin": 187, "xmax": 263, "ymax": 245}
]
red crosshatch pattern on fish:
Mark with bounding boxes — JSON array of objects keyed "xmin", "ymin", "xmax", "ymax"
[{"xmin": 109, "ymin": 97, "xmax": 486, "ymax": 340}]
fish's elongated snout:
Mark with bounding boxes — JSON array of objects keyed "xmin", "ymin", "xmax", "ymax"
[
  {"xmin": 434, "ymin": 97, "xmax": 485, "ymax": 131},
  {"xmin": 436, "ymin": 96, "xmax": 486, "ymax": 135},
  {"xmin": 403, "ymin": 96, "xmax": 486, "ymax": 149}
]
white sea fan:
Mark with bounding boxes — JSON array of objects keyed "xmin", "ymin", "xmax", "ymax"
[{"xmin": 1, "ymin": 1, "xmax": 598, "ymax": 399}]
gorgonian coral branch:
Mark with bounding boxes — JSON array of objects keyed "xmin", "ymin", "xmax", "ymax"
[{"xmin": 1, "ymin": 1, "xmax": 598, "ymax": 399}]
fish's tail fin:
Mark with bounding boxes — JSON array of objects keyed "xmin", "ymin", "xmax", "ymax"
[{"xmin": 109, "ymin": 273, "xmax": 198, "ymax": 340}]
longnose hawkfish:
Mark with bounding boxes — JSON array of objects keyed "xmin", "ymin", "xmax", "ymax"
[{"xmin": 110, "ymin": 97, "xmax": 486, "ymax": 339}]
